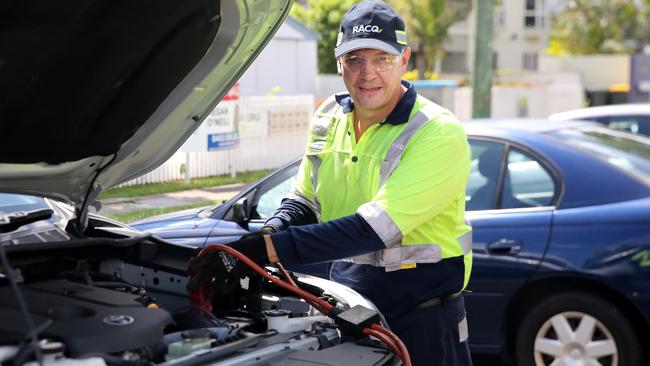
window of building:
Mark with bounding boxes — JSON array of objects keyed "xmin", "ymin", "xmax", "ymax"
[
  {"xmin": 524, "ymin": 0, "xmax": 546, "ymax": 28},
  {"xmin": 495, "ymin": 5, "xmax": 505, "ymax": 27},
  {"xmin": 523, "ymin": 52, "xmax": 538, "ymax": 71}
]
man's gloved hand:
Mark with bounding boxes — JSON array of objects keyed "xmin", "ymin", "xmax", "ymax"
[
  {"xmin": 187, "ymin": 235, "xmax": 269, "ymax": 298},
  {"xmin": 239, "ymin": 225, "xmax": 278, "ymax": 240}
]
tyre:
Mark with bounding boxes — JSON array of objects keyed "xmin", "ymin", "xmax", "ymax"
[{"xmin": 515, "ymin": 291, "xmax": 643, "ymax": 366}]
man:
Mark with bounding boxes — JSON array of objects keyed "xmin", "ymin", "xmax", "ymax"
[{"xmin": 188, "ymin": 1, "xmax": 473, "ymax": 365}]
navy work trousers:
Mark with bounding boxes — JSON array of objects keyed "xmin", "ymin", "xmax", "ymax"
[{"xmin": 387, "ymin": 295, "xmax": 473, "ymax": 366}]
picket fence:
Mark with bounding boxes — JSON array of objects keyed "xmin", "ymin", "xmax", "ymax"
[{"xmin": 119, "ymin": 134, "xmax": 308, "ymax": 187}]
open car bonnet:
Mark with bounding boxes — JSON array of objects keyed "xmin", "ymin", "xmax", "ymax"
[{"xmin": 0, "ymin": 0, "xmax": 290, "ymax": 213}]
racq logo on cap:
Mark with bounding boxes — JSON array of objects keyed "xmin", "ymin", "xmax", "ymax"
[{"xmin": 352, "ymin": 24, "xmax": 383, "ymax": 34}]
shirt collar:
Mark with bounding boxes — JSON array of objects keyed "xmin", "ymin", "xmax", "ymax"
[{"xmin": 334, "ymin": 80, "xmax": 416, "ymax": 126}]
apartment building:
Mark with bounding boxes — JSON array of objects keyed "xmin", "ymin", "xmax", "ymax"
[{"xmin": 442, "ymin": 0, "xmax": 551, "ymax": 74}]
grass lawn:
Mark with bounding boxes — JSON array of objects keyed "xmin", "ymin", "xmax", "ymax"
[
  {"xmin": 106, "ymin": 200, "xmax": 219, "ymax": 224},
  {"xmin": 98, "ymin": 169, "xmax": 272, "ymax": 200}
]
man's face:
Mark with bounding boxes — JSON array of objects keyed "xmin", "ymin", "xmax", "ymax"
[{"xmin": 339, "ymin": 48, "xmax": 410, "ymax": 114}]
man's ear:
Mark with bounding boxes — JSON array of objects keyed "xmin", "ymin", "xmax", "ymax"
[
  {"xmin": 337, "ymin": 59, "xmax": 342, "ymax": 75},
  {"xmin": 401, "ymin": 47, "xmax": 411, "ymax": 72}
]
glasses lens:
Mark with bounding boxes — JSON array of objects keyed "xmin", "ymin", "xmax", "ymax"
[
  {"xmin": 341, "ymin": 55, "xmax": 363, "ymax": 72},
  {"xmin": 341, "ymin": 54, "xmax": 398, "ymax": 72},
  {"xmin": 374, "ymin": 55, "xmax": 398, "ymax": 71}
]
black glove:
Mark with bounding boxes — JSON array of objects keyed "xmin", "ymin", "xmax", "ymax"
[
  {"xmin": 239, "ymin": 225, "xmax": 278, "ymax": 240},
  {"xmin": 187, "ymin": 235, "xmax": 269, "ymax": 297}
]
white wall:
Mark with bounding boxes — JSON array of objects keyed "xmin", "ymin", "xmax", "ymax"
[
  {"xmin": 317, "ymin": 73, "xmax": 583, "ymax": 120},
  {"xmin": 316, "ymin": 74, "xmax": 346, "ymax": 101},
  {"xmin": 452, "ymin": 83, "xmax": 583, "ymax": 120},
  {"xmin": 540, "ymin": 54, "xmax": 630, "ymax": 91},
  {"xmin": 238, "ymin": 22, "xmax": 317, "ymax": 96}
]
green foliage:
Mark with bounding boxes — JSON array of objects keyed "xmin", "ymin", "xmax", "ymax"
[
  {"xmin": 550, "ymin": 0, "xmax": 650, "ymax": 55},
  {"xmin": 388, "ymin": 0, "xmax": 471, "ymax": 79},
  {"xmin": 290, "ymin": 0, "xmax": 356, "ymax": 73},
  {"xmin": 290, "ymin": 0, "xmax": 470, "ymax": 76}
]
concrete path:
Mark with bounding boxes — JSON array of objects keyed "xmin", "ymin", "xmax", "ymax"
[{"xmin": 96, "ymin": 183, "xmax": 248, "ymax": 215}]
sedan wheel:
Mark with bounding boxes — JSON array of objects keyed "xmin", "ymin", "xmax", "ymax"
[
  {"xmin": 515, "ymin": 292, "xmax": 643, "ymax": 366},
  {"xmin": 533, "ymin": 311, "xmax": 617, "ymax": 366}
]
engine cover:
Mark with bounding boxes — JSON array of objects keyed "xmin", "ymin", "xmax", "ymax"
[{"xmin": 0, "ymin": 279, "xmax": 174, "ymax": 356}]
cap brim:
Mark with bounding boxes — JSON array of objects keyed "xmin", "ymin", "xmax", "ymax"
[{"xmin": 335, "ymin": 38, "xmax": 402, "ymax": 57}]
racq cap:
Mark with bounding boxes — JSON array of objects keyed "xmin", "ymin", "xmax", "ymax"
[{"xmin": 335, "ymin": 1, "xmax": 407, "ymax": 57}]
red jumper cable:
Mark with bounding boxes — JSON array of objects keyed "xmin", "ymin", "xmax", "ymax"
[{"xmin": 189, "ymin": 245, "xmax": 411, "ymax": 366}]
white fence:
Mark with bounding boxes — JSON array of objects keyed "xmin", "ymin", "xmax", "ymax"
[{"xmin": 118, "ymin": 96, "xmax": 313, "ymax": 187}]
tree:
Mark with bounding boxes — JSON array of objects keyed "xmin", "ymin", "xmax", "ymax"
[
  {"xmin": 388, "ymin": 0, "xmax": 472, "ymax": 79},
  {"xmin": 290, "ymin": 0, "xmax": 356, "ymax": 74},
  {"xmin": 549, "ymin": 0, "xmax": 649, "ymax": 55}
]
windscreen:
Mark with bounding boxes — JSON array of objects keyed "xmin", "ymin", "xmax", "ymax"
[{"xmin": 0, "ymin": 193, "xmax": 50, "ymax": 215}]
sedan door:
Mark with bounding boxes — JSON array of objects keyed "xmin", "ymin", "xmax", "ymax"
[{"xmin": 464, "ymin": 138, "xmax": 559, "ymax": 353}]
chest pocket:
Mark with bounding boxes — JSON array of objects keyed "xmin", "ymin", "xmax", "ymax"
[
  {"xmin": 307, "ymin": 97, "xmax": 341, "ymax": 154},
  {"xmin": 307, "ymin": 117, "xmax": 330, "ymax": 154}
]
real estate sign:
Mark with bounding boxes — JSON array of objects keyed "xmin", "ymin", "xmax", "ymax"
[{"xmin": 181, "ymin": 84, "xmax": 240, "ymax": 152}]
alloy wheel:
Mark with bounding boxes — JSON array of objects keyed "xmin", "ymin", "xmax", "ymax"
[{"xmin": 533, "ymin": 311, "xmax": 618, "ymax": 366}]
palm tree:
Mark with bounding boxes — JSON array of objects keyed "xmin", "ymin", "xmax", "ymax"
[{"xmin": 390, "ymin": 0, "xmax": 472, "ymax": 79}]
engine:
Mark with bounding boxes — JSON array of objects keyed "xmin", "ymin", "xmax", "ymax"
[{"xmin": 0, "ymin": 239, "xmax": 399, "ymax": 366}]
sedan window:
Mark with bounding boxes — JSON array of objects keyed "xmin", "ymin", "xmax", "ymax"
[
  {"xmin": 502, "ymin": 149, "xmax": 555, "ymax": 208},
  {"xmin": 605, "ymin": 115, "xmax": 650, "ymax": 136},
  {"xmin": 466, "ymin": 141, "xmax": 505, "ymax": 211},
  {"xmin": 254, "ymin": 164, "xmax": 300, "ymax": 219},
  {"xmin": 256, "ymin": 175, "xmax": 297, "ymax": 219}
]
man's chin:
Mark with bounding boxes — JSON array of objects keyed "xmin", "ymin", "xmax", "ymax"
[{"xmin": 354, "ymin": 97, "xmax": 384, "ymax": 111}]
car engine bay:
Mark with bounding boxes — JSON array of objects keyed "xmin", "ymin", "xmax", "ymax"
[{"xmin": 0, "ymin": 220, "xmax": 401, "ymax": 366}]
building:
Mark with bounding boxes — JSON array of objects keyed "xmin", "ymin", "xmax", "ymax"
[
  {"xmin": 442, "ymin": 0, "xmax": 551, "ymax": 74},
  {"xmin": 238, "ymin": 16, "xmax": 318, "ymax": 97}
]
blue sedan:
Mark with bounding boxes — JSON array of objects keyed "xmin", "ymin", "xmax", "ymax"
[{"xmin": 132, "ymin": 120, "xmax": 650, "ymax": 366}]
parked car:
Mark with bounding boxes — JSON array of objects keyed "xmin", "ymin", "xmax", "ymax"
[
  {"xmin": 0, "ymin": 1, "xmax": 403, "ymax": 366},
  {"xmin": 549, "ymin": 103, "xmax": 650, "ymax": 136},
  {"xmin": 133, "ymin": 120, "xmax": 650, "ymax": 366}
]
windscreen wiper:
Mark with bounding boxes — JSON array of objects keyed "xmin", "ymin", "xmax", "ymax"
[{"xmin": 0, "ymin": 208, "xmax": 53, "ymax": 234}]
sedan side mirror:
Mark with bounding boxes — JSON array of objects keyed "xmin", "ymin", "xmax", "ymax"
[{"xmin": 231, "ymin": 198, "xmax": 248, "ymax": 221}]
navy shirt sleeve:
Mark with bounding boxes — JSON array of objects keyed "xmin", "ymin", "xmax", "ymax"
[
  {"xmin": 270, "ymin": 214, "xmax": 385, "ymax": 264},
  {"xmin": 264, "ymin": 198, "xmax": 318, "ymax": 232}
]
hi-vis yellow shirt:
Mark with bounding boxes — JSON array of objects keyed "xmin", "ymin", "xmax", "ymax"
[{"xmin": 288, "ymin": 91, "xmax": 473, "ymax": 288}]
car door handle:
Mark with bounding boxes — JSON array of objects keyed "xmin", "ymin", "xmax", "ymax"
[{"xmin": 487, "ymin": 239, "xmax": 522, "ymax": 254}]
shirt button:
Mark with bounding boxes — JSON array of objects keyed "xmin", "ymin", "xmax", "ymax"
[{"xmin": 351, "ymin": 156, "xmax": 358, "ymax": 162}]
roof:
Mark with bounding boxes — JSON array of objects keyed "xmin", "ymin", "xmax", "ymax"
[
  {"xmin": 549, "ymin": 104, "xmax": 650, "ymax": 121},
  {"xmin": 279, "ymin": 16, "xmax": 319, "ymax": 41}
]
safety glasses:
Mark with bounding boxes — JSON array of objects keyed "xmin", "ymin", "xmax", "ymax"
[{"xmin": 339, "ymin": 54, "xmax": 400, "ymax": 73}]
